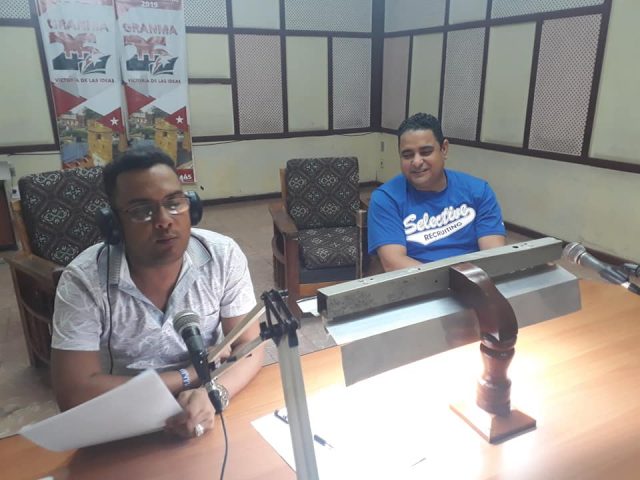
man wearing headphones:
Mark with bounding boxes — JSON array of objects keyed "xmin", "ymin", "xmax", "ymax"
[{"xmin": 50, "ymin": 147, "xmax": 264, "ymax": 438}]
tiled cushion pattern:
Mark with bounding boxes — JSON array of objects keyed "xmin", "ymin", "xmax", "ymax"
[
  {"xmin": 298, "ymin": 226, "xmax": 358, "ymax": 269},
  {"xmin": 18, "ymin": 167, "xmax": 108, "ymax": 266},
  {"xmin": 286, "ymin": 157, "xmax": 359, "ymax": 229}
]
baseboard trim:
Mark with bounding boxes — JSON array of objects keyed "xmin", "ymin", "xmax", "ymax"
[
  {"xmin": 505, "ymin": 221, "xmax": 630, "ymax": 266},
  {"xmin": 504, "ymin": 222, "xmax": 546, "ymax": 240},
  {"xmin": 201, "ymin": 191, "xmax": 281, "ymax": 206},
  {"xmin": 200, "ymin": 181, "xmax": 382, "ymax": 207}
]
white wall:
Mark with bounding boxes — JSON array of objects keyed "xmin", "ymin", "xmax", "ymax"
[
  {"xmin": 1, "ymin": 153, "xmax": 61, "ymax": 193},
  {"xmin": 0, "ymin": 28, "xmax": 54, "ymax": 147},
  {"xmin": 191, "ymin": 134, "xmax": 382, "ymax": 198},
  {"xmin": 446, "ymin": 145, "xmax": 640, "ymax": 261},
  {"xmin": 4, "ymin": 134, "xmax": 382, "ymax": 200},
  {"xmin": 378, "ymin": 133, "xmax": 400, "ymax": 183},
  {"xmin": 589, "ymin": 0, "xmax": 640, "ymax": 164}
]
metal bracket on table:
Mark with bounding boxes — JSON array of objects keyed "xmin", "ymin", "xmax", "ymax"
[
  {"xmin": 317, "ymin": 238, "xmax": 581, "ymax": 385},
  {"xmin": 209, "ymin": 290, "xmax": 319, "ymax": 480}
]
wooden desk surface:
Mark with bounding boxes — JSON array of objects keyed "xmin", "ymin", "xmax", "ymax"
[{"xmin": 2, "ymin": 280, "xmax": 640, "ymax": 480}]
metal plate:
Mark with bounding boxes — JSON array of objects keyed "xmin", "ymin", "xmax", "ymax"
[
  {"xmin": 318, "ymin": 237, "xmax": 563, "ymax": 320},
  {"xmin": 327, "ymin": 264, "xmax": 581, "ymax": 385},
  {"xmin": 492, "ymin": 0, "xmax": 603, "ymax": 18},
  {"xmin": 528, "ymin": 14, "xmax": 601, "ymax": 155},
  {"xmin": 385, "ymin": 0, "xmax": 446, "ymax": 32},
  {"xmin": 284, "ymin": 0, "xmax": 372, "ymax": 32},
  {"xmin": 0, "ymin": 0, "xmax": 30, "ymax": 20},
  {"xmin": 333, "ymin": 37, "xmax": 372, "ymax": 129},
  {"xmin": 441, "ymin": 28, "xmax": 485, "ymax": 141},
  {"xmin": 235, "ymin": 34, "xmax": 284, "ymax": 134},
  {"xmin": 183, "ymin": 0, "xmax": 227, "ymax": 28},
  {"xmin": 381, "ymin": 36, "xmax": 410, "ymax": 129}
]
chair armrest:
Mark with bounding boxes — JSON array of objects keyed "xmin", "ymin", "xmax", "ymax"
[
  {"xmin": 356, "ymin": 208, "xmax": 367, "ymax": 229},
  {"xmin": 6, "ymin": 253, "xmax": 64, "ymax": 288},
  {"xmin": 10, "ymin": 199, "xmax": 32, "ymax": 255},
  {"xmin": 268, "ymin": 201, "xmax": 298, "ymax": 237}
]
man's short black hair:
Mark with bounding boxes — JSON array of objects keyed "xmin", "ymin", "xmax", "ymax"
[
  {"xmin": 397, "ymin": 113, "xmax": 445, "ymax": 146},
  {"xmin": 103, "ymin": 146, "xmax": 177, "ymax": 203}
]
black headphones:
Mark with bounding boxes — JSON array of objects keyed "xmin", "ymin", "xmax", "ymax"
[{"xmin": 97, "ymin": 190, "xmax": 203, "ymax": 245}]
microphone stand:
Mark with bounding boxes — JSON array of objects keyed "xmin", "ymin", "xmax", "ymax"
[
  {"xmin": 623, "ymin": 263, "xmax": 640, "ymax": 281},
  {"xmin": 604, "ymin": 264, "xmax": 640, "ymax": 296},
  {"xmin": 206, "ymin": 290, "xmax": 320, "ymax": 480}
]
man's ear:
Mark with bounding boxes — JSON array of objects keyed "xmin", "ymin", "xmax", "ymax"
[{"xmin": 441, "ymin": 138, "xmax": 449, "ymax": 158}]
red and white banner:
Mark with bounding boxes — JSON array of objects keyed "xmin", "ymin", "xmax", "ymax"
[
  {"xmin": 37, "ymin": 0, "xmax": 127, "ymax": 169},
  {"xmin": 115, "ymin": 0, "xmax": 195, "ymax": 183}
]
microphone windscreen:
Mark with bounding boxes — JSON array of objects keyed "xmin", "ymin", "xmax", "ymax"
[
  {"xmin": 562, "ymin": 242, "xmax": 586, "ymax": 264},
  {"xmin": 173, "ymin": 310, "xmax": 200, "ymax": 336}
]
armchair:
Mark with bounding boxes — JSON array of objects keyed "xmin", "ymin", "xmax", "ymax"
[
  {"xmin": 7, "ymin": 167, "xmax": 108, "ymax": 367},
  {"xmin": 269, "ymin": 157, "xmax": 367, "ymax": 314}
]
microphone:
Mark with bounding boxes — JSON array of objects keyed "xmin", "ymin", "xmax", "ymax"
[
  {"xmin": 562, "ymin": 242, "xmax": 640, "ymax": 294},
  {"xmin": 173, "ymin": 310, "xmax": 224, "ymax": 412},
  {"xmin": 173, "ymin": 310, "xmax": 211, "ymax": 385}
]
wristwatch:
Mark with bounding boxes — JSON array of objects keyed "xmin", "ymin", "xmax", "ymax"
[{"xmin": 208, "ymin": 378, "xmax": 229, "ymax": 412}]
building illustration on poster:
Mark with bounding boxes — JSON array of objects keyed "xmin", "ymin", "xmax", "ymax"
[
  {"xmin": 37, "ymin": 0, "xmax": 127, "ymax": 169},
  {"xmin": 36, "ymin": 0, "xmax": 195, "ymax": 181},
  {"xmin": 116, "ymin": 0, "xmax": 196, "ymax": 183}
]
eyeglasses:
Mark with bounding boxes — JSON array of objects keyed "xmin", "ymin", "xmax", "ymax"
[{"xmin": 119, "ymin": 195, "xmax": 190, "ymax": 223}]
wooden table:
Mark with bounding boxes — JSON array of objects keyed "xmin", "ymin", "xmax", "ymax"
[{"xmin": 2, "ymin": 280, "xmax": 640, "ymax": 479}]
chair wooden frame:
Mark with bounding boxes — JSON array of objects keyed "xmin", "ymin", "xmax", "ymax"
[
  {"xmin": 269, "ymin": 168, "xmax": 368, "ymax": 315},
  {"xmin": 7, "ymin": 199, "xmax": 64, "ymax": 367}
]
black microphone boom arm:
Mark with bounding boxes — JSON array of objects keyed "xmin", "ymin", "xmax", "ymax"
[
  {"xmin": 206, "ymin": 304, "xmax": 266, "ymax": 366},
  {"xmin": 208, "ymin": 290, "xmax": 320, "ymax": 480}
]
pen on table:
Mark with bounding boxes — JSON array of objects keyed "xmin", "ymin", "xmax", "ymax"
[{"xmin": 273, "ymin": 409, "xmax": 334, "ymax": 449}]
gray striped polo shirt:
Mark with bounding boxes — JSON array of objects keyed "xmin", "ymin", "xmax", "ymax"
[{"xmin": 52, "ymin": 228, "xmax": 256, "ymax": 375}]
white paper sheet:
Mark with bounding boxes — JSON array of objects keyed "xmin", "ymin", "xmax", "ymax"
[
  {"xmin": 297, "ymin": 297, "xmax": 318, "ymax": 316},
  {"xmin": 19, "ymin": 370, "xmax": 182, "ymax": 452},
  {"xmin": 252, "ymin": 385, "xmax": 428, "ymax": 479}
]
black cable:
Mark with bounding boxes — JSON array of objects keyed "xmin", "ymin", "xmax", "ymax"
[
  {"xmin": 105, "ymin": 244, "xmax": 114, "ymax": 375},
  {"xmin": 219, "ymin": 411, "xmax": 228, "ymax": 480}
]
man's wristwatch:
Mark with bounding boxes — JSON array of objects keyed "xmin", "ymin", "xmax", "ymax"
[{"xmin": 207, "ymin": 378, "xmax": 229, "ymax": 412}]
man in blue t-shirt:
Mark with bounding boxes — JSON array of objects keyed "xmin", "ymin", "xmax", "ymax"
[{"xmin": 368, "ymin": 113, "xmax": 506, "ymax": 272}]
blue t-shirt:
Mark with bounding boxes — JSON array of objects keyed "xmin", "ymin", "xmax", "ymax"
[{"xmin": 368, "ymin": 170, "xmax": 505, "ymax": 263}]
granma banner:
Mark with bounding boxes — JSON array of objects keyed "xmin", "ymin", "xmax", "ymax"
[
  {"xmin": 115, "ymin": 0, "xmax": 196, "ymax": 183},
  {"xmin": 36, "ymin": 0, "xmax": 127, "ymax": 169}
]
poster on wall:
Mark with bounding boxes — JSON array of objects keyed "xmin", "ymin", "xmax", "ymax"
[
  {"xmin": 36, "ymin": 0, "xmax": 127, "ymax": 169},
  {"xmin": 114, "ymin": 0, "xmax": 196, "ymax": 183}
]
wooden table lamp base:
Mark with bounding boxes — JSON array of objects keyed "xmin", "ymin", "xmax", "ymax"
[
  {"xmin": 450, "ymin": 401, "xmax": 536, "ymax": 444},
  {"xmin": 449, "ymin": 263, "xmax": 538, "ymax": 445}
]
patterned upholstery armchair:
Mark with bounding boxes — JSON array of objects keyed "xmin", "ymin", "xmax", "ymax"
[
  {"xmin": 269, "ymin": 157, "xmax": 368, "ymax": 314},
  {"xmin": 7, "ymin": 167, "xmax": 108, "ymax": 367}
]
